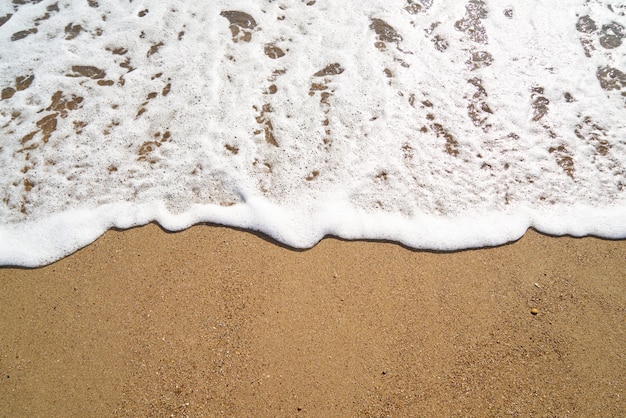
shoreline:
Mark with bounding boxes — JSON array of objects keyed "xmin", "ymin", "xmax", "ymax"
[{"xmin": 1, "ymin": 224, "xmax": 624, "ymax": 416}]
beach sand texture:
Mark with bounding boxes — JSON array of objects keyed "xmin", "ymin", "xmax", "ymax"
[{"xmin": 1, "ymin": 226, "xmax": 624, "ymax": 416}]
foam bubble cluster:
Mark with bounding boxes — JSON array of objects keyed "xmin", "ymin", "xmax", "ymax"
[{"xmin": 1, "ymin": 0, "xmax": 625, "ymax": 266}]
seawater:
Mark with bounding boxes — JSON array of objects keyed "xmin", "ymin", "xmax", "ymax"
[{"xmin": 1, "ymin": 0, "xmax": 625, "ymax": 267}]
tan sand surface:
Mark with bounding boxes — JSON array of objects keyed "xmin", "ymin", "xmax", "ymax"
[{"xmin": 1, "ymin": 224, "xmax": 624, "ymax": 417}]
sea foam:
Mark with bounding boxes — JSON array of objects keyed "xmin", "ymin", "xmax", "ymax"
[{"xmin": 0, "ymin": 0, "xmax": 625, "ymax": 267}]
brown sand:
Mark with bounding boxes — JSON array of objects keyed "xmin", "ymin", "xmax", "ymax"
[{"xmin": 0, "ymin": 224, "xmax": 624, "ymax": 417}]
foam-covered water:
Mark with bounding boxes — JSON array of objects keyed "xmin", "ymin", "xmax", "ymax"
[{"xmin": 1, "ymin": 0, "xmax": 625, "ymax": 267}]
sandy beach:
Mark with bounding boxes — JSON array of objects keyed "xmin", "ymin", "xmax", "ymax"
[{"xmin": 0, "ymin": 225, "xmax": 624, "ymax": 416}]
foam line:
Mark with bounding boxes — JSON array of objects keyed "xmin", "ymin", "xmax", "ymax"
[{"xmin": 1, "ymin": 0, "xmax": 625, "ymax": 266}]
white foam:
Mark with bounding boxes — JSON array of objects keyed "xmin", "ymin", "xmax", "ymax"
[{"xmin": 1, "ymin": 0, "xmax": 625, "ymax": 266}]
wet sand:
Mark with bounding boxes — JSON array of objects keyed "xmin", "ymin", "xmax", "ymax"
[{"xmin": 0, "ymin": 224, "xmax": 624, "ymax": 416}]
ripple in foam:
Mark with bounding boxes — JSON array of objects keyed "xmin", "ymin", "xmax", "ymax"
[{"xmin": 1, "ymin": 1, "xmax": 625, "ymax": 266}]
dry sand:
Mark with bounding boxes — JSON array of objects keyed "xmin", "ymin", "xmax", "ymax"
[{"xmin": 0, "ymin": 224, "xmax": 624, "ymax": 417}]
